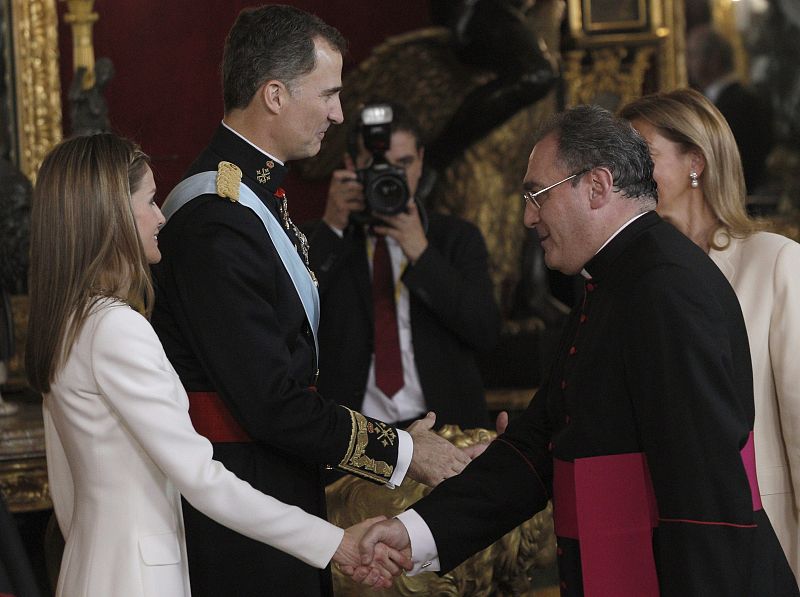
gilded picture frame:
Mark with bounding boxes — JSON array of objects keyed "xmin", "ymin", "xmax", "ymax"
[
  {"xmin": 567, "ymin": 0, "xmax": 663, "ymax": 44},
  {"xmin": 2, "ymin": 0, "xmax": 62, "ymax": 184},
  {"xmin": 584, "ymin": 0, "xmax": 648, "ymax": 32}
]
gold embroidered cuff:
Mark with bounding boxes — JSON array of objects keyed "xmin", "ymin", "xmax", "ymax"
[{"xmin": 338, "ymin": 408, "xmax": 395, "ymax": 483}]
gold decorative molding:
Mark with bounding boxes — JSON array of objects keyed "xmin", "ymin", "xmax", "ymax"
[
  {"xmin": 0, "ymin": 458, "xmax": 50, "ymax": 513},
  {"xmin": 7, "ymin": 294, "xmax": 29, "ymax": 388},
  {"xmin": 564, "ymin": 0, "xmax": 687, "ymax": 104},
  {"xmin": 708, "ymin": 0, "xmax": 748, "ymax": 83},
  {"xmin": 0, "ymin": 399, "xmax": 49, "ymax": 513},
  {"xmin": 10, "ymin": 0, "xmax": 63, "ymax": 184},
  {"xmin": 563, "ymin": 46, "xmax": 656, "ymax": 109}
]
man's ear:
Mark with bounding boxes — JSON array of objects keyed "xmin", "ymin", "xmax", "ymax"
[
  {"xmin": 260, "ymin": 80, "xmax": 288, "ymax": 114},
  {"xmin": 588, "ymin": 166, "xmax": 614, "ymax": 209}
]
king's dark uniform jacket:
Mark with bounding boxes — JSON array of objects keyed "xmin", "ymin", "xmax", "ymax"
[
  {"xmin": 305, "ymin": 213, "xmax": 500, "ymax": 430},
  {"xmin": 151, "ymin": 125, "xmax": 404, "ymax": 597},
  {"xmin": 409, "ymin": 212, "xmax": 798, "ymax": 596}
]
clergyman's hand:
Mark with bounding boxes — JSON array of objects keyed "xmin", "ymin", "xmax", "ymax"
[
  {"xmin": 359, "ymin": 517, "xmax": 412, "ymax": 572},
  {"xmin": 334, "ymin": 516, "xmax": 411, "ymax": 589},
  {"xmin": 406, "ymin": 412, "xmax": 471, "ymax": 487},
  {"xmin": 462, "ymin": 410, "xmax": 509, "ymax": 460}
]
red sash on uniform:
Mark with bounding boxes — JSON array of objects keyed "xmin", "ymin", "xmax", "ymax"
[
  {"xmin": 553, "ymin": 432, "xmax": 761, "ymax": 597},
  {"xmin": 187, "ymin": 391, "xmax": 252, "ymax": 443}
]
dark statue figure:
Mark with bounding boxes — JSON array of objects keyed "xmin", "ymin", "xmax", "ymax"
[
  {"xmin": 427, "ymin": 0, "xmax": 558, "ymax": 171},
  {"xmin": 0, "ymin": 156, "xmax": 32, "ymax": 409},
  {"xmin": 68, "ymin": 57, "xmax": 115, "ymax": 136}
]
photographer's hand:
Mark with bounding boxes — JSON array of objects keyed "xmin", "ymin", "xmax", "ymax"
[
  {"xmin": 372, "ymin": 200, "xmax": 428, "ymax": 263},
  {"xmin": 322, "ymin": 157, "xmax": 364, "ymax": 231}
]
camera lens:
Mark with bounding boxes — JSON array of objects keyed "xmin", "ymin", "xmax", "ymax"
[{"xmin": 367, "ymin": 172, "xmax": 408, "ymax": 215}]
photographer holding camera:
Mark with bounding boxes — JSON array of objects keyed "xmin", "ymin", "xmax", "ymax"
[{"xmin": 307, "ymin": 102, "xmax": 500, "ymax": 433}]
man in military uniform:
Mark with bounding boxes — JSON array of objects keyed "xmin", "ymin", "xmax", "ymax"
[
  {"xmin": 358, "ymin": 105, "xmax": 798, "ymax": 595},
  {"xmin": 151, "ymin": 6, "xmax": 470, "ymax": 597}
]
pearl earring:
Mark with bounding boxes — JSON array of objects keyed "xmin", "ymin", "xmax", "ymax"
[{"xmin": 689, "ymin": 171, "xmax": 699, "ymax": 188}]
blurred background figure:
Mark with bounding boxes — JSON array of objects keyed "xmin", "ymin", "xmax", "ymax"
[
  {"xmin": 621, "ymin": 87, "xmax": 800, "ymax": 582},
  {"xmin": 686, "ymin": 25, "xmax": 773, "ymax": 195},
  {"xmin": 0, "ymin": 155, "xmax": 32, "ymax": 415}
]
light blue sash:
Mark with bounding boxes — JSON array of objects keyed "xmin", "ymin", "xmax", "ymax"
[{"xmin": 161, "ymin": 172, "xmax": 320, "ymax": 356}]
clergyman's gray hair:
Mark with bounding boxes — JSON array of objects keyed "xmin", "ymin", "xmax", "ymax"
[{"xmin": 535, "ymin": 104, "xmax": 658, "ymax": 204}]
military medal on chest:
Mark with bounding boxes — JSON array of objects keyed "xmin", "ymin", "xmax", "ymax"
[{"xmin": 274, "ymin": 187, "xmax": 318, "ymax": 287}]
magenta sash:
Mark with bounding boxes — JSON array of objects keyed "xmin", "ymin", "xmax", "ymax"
[{"xmin": 553, "ymin": 432, "xmax": 760, "ymax": 597}]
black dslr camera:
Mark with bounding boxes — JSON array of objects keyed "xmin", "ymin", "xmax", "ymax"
[{"xmin": 351, "ymin": 104, "xmax": 410, "ymax": 222}]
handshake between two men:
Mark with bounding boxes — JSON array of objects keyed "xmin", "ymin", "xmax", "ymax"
[{"xmin": 329, "ymin": 411, "xmax": 511, "ymax": 589}]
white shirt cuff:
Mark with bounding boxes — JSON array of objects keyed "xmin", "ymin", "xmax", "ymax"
[
  {"xmin": 386, "ymin": 429, "xmax": 412, "ymax": 488},
  {"xmin": 396, "ymin": 509, "xmax": 440, "ymax": 574}
]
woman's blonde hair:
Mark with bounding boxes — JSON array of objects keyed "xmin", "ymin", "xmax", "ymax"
[
  {"xmin": 619, "ymin": 88, "xmax": 760, "ymax": 249},
  {"xmin": 26, "ymin": 133, "xmax": 152, "ymax": 393}
]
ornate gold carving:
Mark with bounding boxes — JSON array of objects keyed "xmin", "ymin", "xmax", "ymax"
[
  {"xmin": 62, "ymin": 0, "xmax": 99, "ymax": 89},
  {"xmin": 215, "ymin": 161, "xmax": 242, "ymax": 202},
  {"xmin": 565, "ymin": 0, "xmax": 687, "ymax": 98},
  {"xmin": 563, "ymin": 46, "xmax": 656, "ymax": 109},
  {"xmin": 327, "ymin": 424, "xmax": 557, "ymax": 596},
  {"xmin": 0, "ymin": 458, "xmax": 50, "ymax": 513},
  {"xmin": 0, "ymin": 399, "xmax": 50, "ymax": 513},
  {"xmin": 338, "ymin": 409, "xmax": 394, "ymax": 482},
  {"xmin": 11, "ymin": 0, "xmax": 63, "ymax": 184},
  {"xmin": 6, "ymin": 294, "xmax": 29, "ymax": 388},
  {"xmin": 708, "ymin": 0, "xmax": 748, "ymax": 83}
]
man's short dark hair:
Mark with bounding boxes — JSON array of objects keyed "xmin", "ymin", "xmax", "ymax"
[
  {"xmin": 536, "ymin": 104, "xmax": 658, "ymax": 203},
  {"xmin": 221, "ymin": 4, "xmax": 347, "ymax": 113}
]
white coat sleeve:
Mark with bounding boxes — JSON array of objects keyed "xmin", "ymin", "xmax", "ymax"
[
  {"xmin": 89, "ymin": 307, "xmax": 344, "ymax": 569},
  {"xmin": 43, "ymin": 400, "xmax": 74, "ymax": 538},
  {"xmin": 770, "ymin": 240, "xmax": 800, "ymax": 511}
]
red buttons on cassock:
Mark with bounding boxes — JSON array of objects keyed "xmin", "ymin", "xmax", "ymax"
[
  {"xmin": 561, "ymin": 380, "xmax": 567, "ymax": 390},
  {"xmin": 580, "ymin": 314, "xmax": 587, "ymax": 323},
  {"xmin": 569, "ymin": 346, "xmax": 577, "ymax": 355},
  {"xmin": 586, "ymin": 282, "xmax": 595, "ymax": 292}
]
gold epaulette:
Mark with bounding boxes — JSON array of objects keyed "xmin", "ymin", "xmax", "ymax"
[
  {"xmin": 338, "ymin": 408, "xmax": 395, "ymax": 483},
  {"xmin": 215, "ymin": 161, "xmax": 242, "ymax": 202}
]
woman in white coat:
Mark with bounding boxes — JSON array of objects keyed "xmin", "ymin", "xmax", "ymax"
[
  {"xmin": 621, "ymin": 88, "xmax": 800, "ymax": 581},
  {"xmin": 25, "ymin": 134, "xmax": 407, "ymax": 596}
]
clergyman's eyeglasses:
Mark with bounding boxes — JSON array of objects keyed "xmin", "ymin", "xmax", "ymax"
[{"xmin": 522, "ymin": 169, "xmax": 589, "ymax": 210}]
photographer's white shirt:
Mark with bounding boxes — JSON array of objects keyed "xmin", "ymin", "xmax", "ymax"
[{"xmin": 325, "ymin": 221, "xmax": 427, "ymax": 424}]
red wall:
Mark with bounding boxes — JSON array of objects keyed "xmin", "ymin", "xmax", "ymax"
[{"xmin": 57, "ymin": 1, "xmax": 431, "ymax": 222}]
